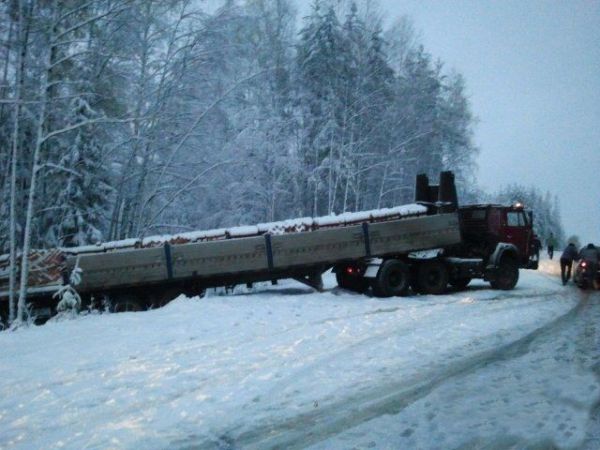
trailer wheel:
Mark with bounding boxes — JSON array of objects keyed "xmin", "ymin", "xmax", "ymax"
[
  {"xmin": 449, "ymin": 277, "xmax": 471, "ymax": 290},
  {"xmin": 112, "ymin": 298, "xmax": 144, "ymax": 313},
  {"xmin": 416, "ymin": 260, "xmax": 449, "ymax": 295},
  {"xmin": 0, "ymin": 307, "xmax": 7, "ymax": 330},
  {"xmin": 490, "ymin": 256, "xmax": 519, "ymax": 290},
  {"xmin": 336, "ymin": 271, "xmax": 369, "ymax": 293},
  {"xmin": 372, "ymin": 260, "xmax": 410, "ymax": 298}
]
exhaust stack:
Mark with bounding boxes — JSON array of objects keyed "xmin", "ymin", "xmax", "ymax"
[{"xmin": 414, "ymin": 171, "xmax": 458, "ymax": 213}]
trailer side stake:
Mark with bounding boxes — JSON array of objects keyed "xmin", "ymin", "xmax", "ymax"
[
  {"xmin": 362, "ymin": 222, "xmax": 371, "ymax": 257},
  {"xmin": 164, "ymin": 243, "xmax": 174, "ymax": 280},
  {"xmin": 265, "ymin": 234, "xmax": 274, "ymax": 271}
]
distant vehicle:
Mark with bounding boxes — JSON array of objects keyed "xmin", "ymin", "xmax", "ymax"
[
  {"xmin": 573, "ymin": 259, "xmax": 600, "ymax": 290},
  {"xmin": 0, "ymin": 172, "xmax": 540, "ymax": 323}
]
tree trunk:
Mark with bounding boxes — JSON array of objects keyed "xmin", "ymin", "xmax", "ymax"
[
  {"xmin": 16, "ymin": 4, "xmax": 53, "ymax": 324},
  {"xmin": 16, "ymin": 96, "xmax": 48, "ymax": 324},
  {"xmin": 8, "ymin": 0, "xmax": 24, "ymax": 325}
]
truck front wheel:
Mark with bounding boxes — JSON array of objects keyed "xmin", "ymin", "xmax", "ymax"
[
  {"xmin": 415, "ymin": 260, "xmax": 449, "ymax": 295},
  {"xmin": 372, "ymin": 260, "xmax": 410, "ymax": 297},
  {"xmin": 490, "ymin": 256, "xmax": 519, "ymax": 290}
]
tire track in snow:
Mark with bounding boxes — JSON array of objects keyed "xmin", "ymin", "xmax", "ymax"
[
  {"xmin": 135, "ymin": 286, "xmax": 557, "ymax": 367},
  {"xmin": 178, "ymin": 288, "xmax": 576, "ymax": 450},
  {"xmin": 578, "ymin": 292, "xmax": 600, "ymax": 450},
  {"xmin": 258, "ymin": 288, "xmax": 563, "ymax": 406}
]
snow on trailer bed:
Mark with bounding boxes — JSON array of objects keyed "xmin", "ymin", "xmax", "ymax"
[
  {"xmin": 1, "ymin": 268, "xmax": 599, "ymax": 450},
  {"xmin": 0, "ymin": 204, "xmax": 427, "ymax": 299},
  {"xmin": 67, "ymin": 203, "xmax": 428, "ymax": 253}
]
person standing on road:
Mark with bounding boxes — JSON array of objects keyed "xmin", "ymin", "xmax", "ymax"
[
  {"xmin": 560, "ymin": 242, "xmax": 579, "ymax": 285},
  {"xmin": 546, "ymin": 233, "xmax": 557, "ymax": 259},
  {"xmin": 579, "ymin": 243, "xmax": 599, "ymax": 288}
]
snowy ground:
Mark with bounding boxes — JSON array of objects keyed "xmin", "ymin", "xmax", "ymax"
[{"xmin": 1, "ymin": 261, "xmax": 599, "ymax": 450}]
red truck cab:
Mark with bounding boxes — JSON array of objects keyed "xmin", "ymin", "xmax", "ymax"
[{"xmin": 459, "ymin": 204, "xmax": 540, "ymax": 270}]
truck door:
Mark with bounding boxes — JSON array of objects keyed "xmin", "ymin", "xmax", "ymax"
[{"xmin": 504, "ymin": 210, "xmax": 530, "ymax": 260}]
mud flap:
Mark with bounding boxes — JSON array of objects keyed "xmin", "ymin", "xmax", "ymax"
[{"xmin": 293, "ymin": 271, "xmax": 325, "ymax": 292}]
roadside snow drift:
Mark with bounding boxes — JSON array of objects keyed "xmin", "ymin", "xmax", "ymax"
[{"xmin": 1, "ymin": 268, "xmax": 599, "ymax": 450}]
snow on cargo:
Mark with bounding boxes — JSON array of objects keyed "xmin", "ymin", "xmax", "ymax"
[
  {"xmin": 142, "ymin": 228, "xmax": 228, "ymax": 247},
  {"xmin": 57, "ymin": 204, "xmax": 428, "ymax": 255},
  {"xmin": 66, "ymin": 204, "xmax": 427, "ymax": 251},
  {"xmin": 257, "ymin": 218, "xmax": 314, "ymax": 235},
  {"xmin": 61, "ymin": 238, "xmax": 142, "ymax": 255},
  {"xmin": 227, "ymin": 225, "xmax": 260, "ymax": 238}
]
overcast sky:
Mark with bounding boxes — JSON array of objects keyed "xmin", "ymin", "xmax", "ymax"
[{"xmin": 300, "ymin": 0, "xmax": 600, "ymax": 244}]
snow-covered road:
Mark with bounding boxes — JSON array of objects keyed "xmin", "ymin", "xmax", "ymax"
[{"xmin": 1, "ymin": 263, "xmax": 599, "ymax": 450}]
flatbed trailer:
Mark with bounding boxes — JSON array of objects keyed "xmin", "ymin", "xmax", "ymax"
[
  {"xmin": 71, "ymin": 211, "xmax": 459, "ymax": 289},
  {"xmin": 0, "ymin": 171, "xmax": 539, "ymax": 322}
]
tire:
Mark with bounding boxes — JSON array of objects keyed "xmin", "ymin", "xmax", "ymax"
[
  {"xmin": 576, "ymin": 274, "xmax": 594, "ymax": 290},
  {"xmin": 372, "ymin": 259, "xmax": 411, "ymax": 298},
  {"xmin": 449, "ymin": 277, "xmax": 471, "ymax": 290},
  {"xmin": 574, "ymin": 271, "xmax": 586, "ymax": 289},
  {"xmin": 416, "ymin": 260, "xmax": 449, "ymax": 295},
  {"xmin": 336, "ymin": 270, "xmax": 369, "ymax": 294},
  {"xmin": 0, "ymin": 306, "xmax": 7, "ymax": 330},
  {"xmin": 490, "ymin": 256, "xmax": 519, "ymax": 290}
]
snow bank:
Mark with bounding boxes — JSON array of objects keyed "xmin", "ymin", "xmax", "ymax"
[{"xmin": 1, "ymin": 271, "xmax": 597, "ymax": 450}]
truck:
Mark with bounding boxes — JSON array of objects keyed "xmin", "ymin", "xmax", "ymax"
[{"xmin": 0, "ymin": 171, "xmax": 540, "ymax": 324}]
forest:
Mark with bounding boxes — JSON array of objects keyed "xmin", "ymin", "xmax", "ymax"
[{"xmin": 0, "ymin": 0, "xmax": 563, "ymax": 254}]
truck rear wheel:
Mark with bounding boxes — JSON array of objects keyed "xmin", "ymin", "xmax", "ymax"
[
  {"xmin": 415, "ymin": 260, "xmax": 449, "ymax": 295},
  {"xmin": 490, "ymin": 256, "xmax": 519, "ymax": 290},
  {"xmin": 372, "ymin": 260, "xmax": 410, "ymax": 298},
  {"xmin": 449, "ymin": 277, "xmax": 471, "ymax": 290}
]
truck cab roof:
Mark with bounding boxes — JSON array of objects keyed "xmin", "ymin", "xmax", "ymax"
[{"xmin": 460, "ymin": 204, "xmax": 528, "ymax": 212}]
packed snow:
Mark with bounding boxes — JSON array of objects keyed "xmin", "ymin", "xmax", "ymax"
[{"xmin": 1, "ymin": 263, "xmax": 599, "ymax": 450}]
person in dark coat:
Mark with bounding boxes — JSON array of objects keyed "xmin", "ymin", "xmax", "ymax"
[
  {"xmin": 546, "ymin": 233, "xmax": 557, "ymax": 260},
  {"xmin": 560, "ymin": 243, "xmax": 579, "ymax": 285}
]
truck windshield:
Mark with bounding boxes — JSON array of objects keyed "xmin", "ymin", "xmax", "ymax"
[{"xmin": 507, "ymin": 211, "xmax": 527, "ymax": 227}]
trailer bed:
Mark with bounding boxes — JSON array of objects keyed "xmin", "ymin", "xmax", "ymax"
[
  {"xmin": 69, "ymin": 213, "xmax": 460, "ymax": 293},
  {"xmin": 1, "ymin": 203, "xmax": 461, "ymax": 302}
]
